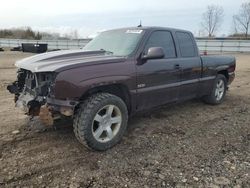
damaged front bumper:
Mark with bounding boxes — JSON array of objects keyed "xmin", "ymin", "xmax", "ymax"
[
  {"xmin": 7, "ymin": 69, "xmax": 78, "ymax": 126},
  {"xmin": 38, "ymin": 97, "xmax": 79, "ymax": 126},
  {"xmin": 8, "ymin": 83, "xmax": 78, "ymax": 126},
  {"xmin": 15, "ymin": 92, "xmax": 42, "ymax": 116},
  {"xmin": 39, "ymin": 98, "xmax": 78, "ymax": 126},
  {"xmin": 23, "ymin": 96, "xmax": 78, "ymax": 126},
  {"xmin": 39, "ymin": 98, "xmax": 78, "ymax": 125}
]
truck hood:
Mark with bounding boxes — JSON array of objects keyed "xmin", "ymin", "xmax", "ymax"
[{"xmin": 15, "ymin": 50, "xmax": 126, "ymax": 73}]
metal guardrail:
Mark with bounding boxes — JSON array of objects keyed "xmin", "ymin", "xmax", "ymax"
[
  {"xmin": 196, "ymin": 40, "xmax": 250, "ymax": 52},
  {"xmin": 1, "ymin": 38, "xmax": 250, "ymax": 52},
  {"xmin": 0, "ymin": 38, "xmax": 91, "ymax": 50}
]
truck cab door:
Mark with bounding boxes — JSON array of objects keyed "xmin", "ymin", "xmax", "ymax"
[
  {"xmin": 136, "ymin": 30, "xmax": 181, "ymax": 111},
  {"xmin": 175, "ymin": 32, "xmax": 202, "ymax": 100}
]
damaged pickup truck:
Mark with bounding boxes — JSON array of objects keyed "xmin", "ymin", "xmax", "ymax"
[{"xmin": 7, "ymin": 27, "xmax": 236, "ymax": 151}]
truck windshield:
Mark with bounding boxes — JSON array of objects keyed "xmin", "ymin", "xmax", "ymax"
[{"xmin": 83, "ymin": 29, "xmax": 144, "ymax": 56}]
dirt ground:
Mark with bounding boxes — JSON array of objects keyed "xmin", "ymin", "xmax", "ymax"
[{"xmin": 0, "ymin": 51, "xmax": 249, "ymax": 188}]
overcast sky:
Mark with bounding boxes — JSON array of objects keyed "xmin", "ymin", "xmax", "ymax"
[{"xmin": 0, "ymin": 0, "xmax": 247, "ymax": 37}]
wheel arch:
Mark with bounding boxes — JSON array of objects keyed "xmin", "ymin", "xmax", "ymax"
[
  {"xmin": 78, "ymin": 84, "xmax": 132, "ymax": 114},
  {"xmin": 217, "ymin": 70, "xmax": 229, "ymax": 82}
]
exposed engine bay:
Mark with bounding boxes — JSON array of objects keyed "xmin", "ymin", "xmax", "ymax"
[{"xmin": 7, "ymin": 69, "xmax": 56, "ymax": 117}]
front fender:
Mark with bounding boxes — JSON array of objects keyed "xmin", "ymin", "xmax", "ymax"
[
  {"xmin": 53, "ymin": 60, "xmax": 136, "ymax": 100},
  {"xmin": 54, "ymin": 75, "xmax": 135, "ymax": 100}
]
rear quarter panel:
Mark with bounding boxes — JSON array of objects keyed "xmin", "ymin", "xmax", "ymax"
[
  {"xmin": 199, "ymin": 55, "xmax": 236, "ymax": 96},
  {"xmin": 201, "ymin": 55, "xmax": 236, "ymax": 77}
]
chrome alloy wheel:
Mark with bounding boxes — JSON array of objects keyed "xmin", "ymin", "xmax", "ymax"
[
  {"xmin": 92, "ymin": 105, "xmax": 122, "ymax": 143},
  {"xmin": 215, "ymin": 79, "xmax": 225, "ymax": 101}
]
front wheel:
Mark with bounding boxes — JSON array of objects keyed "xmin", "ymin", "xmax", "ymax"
[
  {"xmin": 203, "ymin": 74, "xmax": 227, "ymax": 105},
  {"xmin": 73, "ymin": 93, "xmax": 128, "ymax": 151}
]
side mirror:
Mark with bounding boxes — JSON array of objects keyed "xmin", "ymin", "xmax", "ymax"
[{"xmin": 142, "ymin": 47, "xmax": 165, "ymax": 60}]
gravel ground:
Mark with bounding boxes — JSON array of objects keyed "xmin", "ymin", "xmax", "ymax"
[{"xmin": 0, "ymin": 51, "xmax": 249, "ymax": 187}]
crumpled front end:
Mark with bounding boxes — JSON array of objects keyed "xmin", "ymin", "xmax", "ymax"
[{"xmin": 7, "ymin": 69, "xmax": 77, "ymax": 125}]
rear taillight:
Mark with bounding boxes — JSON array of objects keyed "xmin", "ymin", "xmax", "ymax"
[{"xmin": 228, "ymin": 64, "xmax": 236, "ymax": 73}]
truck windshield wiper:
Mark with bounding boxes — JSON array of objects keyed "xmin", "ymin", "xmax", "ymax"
[{"xmin": 100, "ymin": 49, "xmax": 114, "ymax": 55}]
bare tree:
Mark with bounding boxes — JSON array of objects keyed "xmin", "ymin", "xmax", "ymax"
[
  {"xmin": 63, "ymin": 29, "xmax": 79, "ymax": 40},
  {"xmin": 201, "ymin": 5, "xmax": 224, "ymax": 37},
  {"xmin": 232, "ymin": 17, "xmax": 239, "ymax": 34},
  {"xmin": 73, "ymin": 30, "xmax": 79, "ymax": 39},
  {"xmin": 233, "ymin": 2, "xmax": 250, "ymax": 38}
]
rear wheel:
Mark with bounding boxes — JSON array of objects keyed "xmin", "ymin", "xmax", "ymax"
[
  {"xmin": 203, "ymin": 74, "xmax": 227, "ymax": 105},
  {"xmin": 73, "ymin": 93, "xmax": 128, "ymax": 151}
]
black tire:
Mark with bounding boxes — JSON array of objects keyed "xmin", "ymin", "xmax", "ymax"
[
  {"xmin": 203, "ymin": 74, "xmax": 227, "ymax": 105},
  {"xmin": 73, "ymin": 93, "xmax": 128, "ymax": 151}
]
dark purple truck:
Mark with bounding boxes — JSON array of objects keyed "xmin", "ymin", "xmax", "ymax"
[{"xmin": 7, "ymin": 27, "xmax": 236, "ymax": 150}]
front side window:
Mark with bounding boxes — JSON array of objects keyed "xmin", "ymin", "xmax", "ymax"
[
  {"xmin": 176, "ymin": 32, "xmax": 196, "ymax": 57},
  {"xmin": 144, "ymin": 31, "xmax": 176, "ymax": 58},
  {"xmin": 83, "ymin": 29, "xmax": 144, "ymax": 56}
]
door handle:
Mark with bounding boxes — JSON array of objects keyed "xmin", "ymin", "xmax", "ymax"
[{"xmin": 174, "ymin": 64, "xmax": 180, "ymax": 69}]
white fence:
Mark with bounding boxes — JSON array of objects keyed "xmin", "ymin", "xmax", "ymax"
[
  {"xmin": 1, "ymin": 38, "xmax": 250, "ymax": 53},
  {"xmin": 0, "ymin": 38, "xmax": 91, "ymax": 50},
  {"xmin": 196, "ymin": 40, "xmax": 250, "ymax": 53}
]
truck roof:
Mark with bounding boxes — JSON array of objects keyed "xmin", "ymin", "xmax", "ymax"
[{"xmin": 108, "ymin": 26, "xmax": 193, "ymax": 34}]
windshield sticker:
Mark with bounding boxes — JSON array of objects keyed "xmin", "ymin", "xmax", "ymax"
[{"xmin": 126, "ymin": 30, "xmax": 143, "ymax": 34}]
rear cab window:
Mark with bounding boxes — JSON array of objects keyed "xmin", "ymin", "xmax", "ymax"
[{"xmin": 176, "ymin": 32, "xmax": 196, "ymax": 57}]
